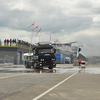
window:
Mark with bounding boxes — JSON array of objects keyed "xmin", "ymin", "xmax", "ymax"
[{"xmin": 38, "ymin": 49, "xmax": 54, "ymax": 53}]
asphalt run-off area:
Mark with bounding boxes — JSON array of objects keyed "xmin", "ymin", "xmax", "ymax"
[{"xmin": 0, "ymin": 64, "xmax": 100, "ymax": 100}]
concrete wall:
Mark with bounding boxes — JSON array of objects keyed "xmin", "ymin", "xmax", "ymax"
[
  {"xmin": 0, "ymin": 51, "xmax": 17, "ymax": 64},
  {"xmin": 0, "ymin": 47, "xmax": 33, "ymax": 64}
]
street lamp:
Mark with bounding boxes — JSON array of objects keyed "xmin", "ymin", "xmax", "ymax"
[{"xmin": 77, "ymin": 45, "xmax": 84, "ymax": 59}]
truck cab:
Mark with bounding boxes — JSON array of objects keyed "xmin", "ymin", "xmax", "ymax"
[
  {"xmin": 24, "ymin": 42, "xmax": 56, "ymax": 69},
  {"xmin": 32, "ymin": 42, "xmax": 56, "ymax": 69}
]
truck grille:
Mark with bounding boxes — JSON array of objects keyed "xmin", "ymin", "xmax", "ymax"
[{"xmin": 45, "ymin": 57, "xmax": 51, "ymax": 64}]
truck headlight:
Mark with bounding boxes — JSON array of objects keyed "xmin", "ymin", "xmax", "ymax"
[
  {"xmin": 40, "ymin": 59, "xmax": 44, "ymax": 61},
  {"xmin": 52, "ymin": 59, "xmax": 55, "ymax": 60},
  {"xmin": 40, "ymin": 64, "xmax": 42, "ymax": 66}
]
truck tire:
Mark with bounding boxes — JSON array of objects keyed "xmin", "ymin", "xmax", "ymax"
[
  {"xmin": 25, "ymin": 62, "xmax": 28, "ymax": 68},
  {"xmin": 25, "ymin": 62, "xmax": 31, "ymax": 68},
  {"xmin": 48, "ymin": 67, "xmax": 53, "ymax": 69},
  {"xmin": 33, "ymin": 63, "xmax": 37, "ymax": 69}
]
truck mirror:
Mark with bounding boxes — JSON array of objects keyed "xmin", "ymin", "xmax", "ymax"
[
  {"xmin": 33, "ymin": 50, "xmax": 35, "ymax": 53},
  {"xmin": 54, "ymin": 49, "xmax": 56, "ymax": 53}
]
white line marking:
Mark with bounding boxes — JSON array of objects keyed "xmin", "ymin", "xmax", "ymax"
[
  {"xmin": 32, "ymin": 72, "xmax": 78, "ymax": 100},
  {"xmin": 0, "ymin": 73, "xmax": 28, "ymax": 79}
]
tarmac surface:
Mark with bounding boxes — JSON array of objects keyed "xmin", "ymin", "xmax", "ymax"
[{"xmin": 0, "ymin": 64, "xmax": 100, "ymax": 100}]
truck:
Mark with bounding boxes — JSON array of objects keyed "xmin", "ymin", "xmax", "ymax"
[{"xmin": 24, "ymin": 42, "xmax": 56, "ymax": 69}]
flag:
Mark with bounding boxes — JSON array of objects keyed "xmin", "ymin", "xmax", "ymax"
[
  {"xmin": 37, "ymin": 28, "xmax": 41, "ymax": 34},
  {"xmin": 65, "ymin": 45, "xmax": 69, "ymax": 50},
  {"xmin": 35, "ymin": 26, "xmax": 38, "ymax": 29},
  {"xmin": 54, "ymin": 39, "xmax": 59, "ymax": 43},
  {"xmin": 31, "ymin": 23, "xmax": 34, "ymax": 26},
  {"xmin": 28, "ymin": 23, "xmax": 34, "ymax": 28}
]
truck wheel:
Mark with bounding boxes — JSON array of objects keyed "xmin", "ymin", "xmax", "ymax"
[
  {"xmin": 48, "ymin": 67, "xmax": 53, "ymax": 69},
  {"xmin": 33, "ymin": 63, "xmax": 37, "ymax": 69},
  {"xmin": 25, "ymin": 62, "xmax": 31, "ymax": 68},
  {"xmin": 25, "ymin": 63, "xmax": 28, "ymax": 68}
]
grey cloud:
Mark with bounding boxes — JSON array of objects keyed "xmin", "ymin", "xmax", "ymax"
[
  {"xmin": 0, "ymin": 3, "xmax": 93, "ymax": 34},
  {"xmin": 0, "ymin": 0, "xmax": 93, "ymax": 34},
  {"xmin": 72, "ymin": 33, "xmax": 100, "ymax": 56},
  {"xmin": 76, "ymin": 0, "xmax": 93, "ymax": 8},
  {"xmin": 39, "ymin": 16, "xmax": 92, "ymax": 34},
  {"xmin": 0, "ymin": 9, "xmax": 34, "ymax": 30},
  {"xmin": 92, "ymin": 8, "xmax": 100, "ymax": 14}
]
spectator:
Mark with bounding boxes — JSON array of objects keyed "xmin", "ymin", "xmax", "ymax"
[
  {"xmin": 13, "ymin": 39, "xmax": 15, "ymax": 44},
  {"xmin": 15, "ymin": 39, "xmax": 16, "ymax": 43},
  {"xmin": 4, "ymin": 39, "xmax": 6, "ymax": 46},
  {"xmin": 10, "ymin": 39, "xmax": 12, "ymax": 46},
  {"xmin": 7, "ymin": 39, "xmax": 10, "ymax": 46},
  {"xmin": 16, "ymin": 39, "xmax": 18, "ymax": 43}
]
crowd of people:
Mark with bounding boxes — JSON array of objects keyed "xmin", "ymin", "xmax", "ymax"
[{"xmin": 3, "ymin": 39, "xmax": 34, "ymax": 47}]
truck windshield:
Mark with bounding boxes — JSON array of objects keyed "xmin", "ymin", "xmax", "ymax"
[{"xmin": 38, "ymin": 49, "xmax": 54, "ymax": 53}]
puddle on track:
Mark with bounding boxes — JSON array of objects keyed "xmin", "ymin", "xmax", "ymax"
[{"xmin": 0, "ymin": 66, "xmax": 100, "ymax": 74}]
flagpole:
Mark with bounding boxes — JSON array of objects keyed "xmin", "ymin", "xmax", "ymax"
[
  {"xmin": 38, "ymin": 28, "xmax": 42, "ymax": 43},
  {"xmin": 29, "ymin": 28, "xmax": 34, "ymax": 53},
  {"xmin": 39, "ymin": 31, "xmax": 41, "ymax": 42},
  {"xmin": 34, "ymin": 26, "xmax": 39, "ymax": 44},
  {"xmin": 50, "ymin": 34, "xmax": 51, "ymax": 43},
  {"xmin": 28, "ymin": 22, "xmax": 36, "ymax": 53}
]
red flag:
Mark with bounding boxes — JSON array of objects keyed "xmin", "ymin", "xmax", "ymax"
[
  {"xmin": 37, "ymin": 28, "xmax": 41, "ymax": 34},
  {"xmin": 65, "ymin": 45, "xmax": 68, "ymax": 50},
  {"xmin": 31, "ymin": 23, "xmax": 34, "ymax": 26},
  {"xmin": 28, "ymin": 23, "xmax": 34, "ymax": 28},
  {"xmin": 54, "ymin": 39, "xmax": 59, "ymax": 43},
  {"xmin": 56, "ymin": 39, "xmax": 59, "ymax": 42},
  {"xmin": 32, "ymin": 29, "xmax": 33, "ymax": 31},
  {"xmin": 35, "ymin": 26, "xmax": 38, "ymax": 29}
]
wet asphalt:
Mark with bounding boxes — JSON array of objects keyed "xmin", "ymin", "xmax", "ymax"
[
  {"xmin": 0, "ymin": 64, "xmax": 100, "ymax": 74},
  {"xmin": 0, "ymin": 64, "xmax": 100, "ymax": 100}
]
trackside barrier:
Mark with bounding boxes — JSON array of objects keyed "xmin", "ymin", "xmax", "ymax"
[{"xmin": 81, "ymin": 62, "xmax": 86, "ymax": 69}]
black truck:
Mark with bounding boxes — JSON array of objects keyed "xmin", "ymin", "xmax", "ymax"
[{"xmin": 25, "ymin": 42, "xmax": 56, "ymax": 69}]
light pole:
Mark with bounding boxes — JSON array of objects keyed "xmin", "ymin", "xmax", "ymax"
[{"xmin": 77, "ymin": 45, "xmax": 84, "ymax": 59}]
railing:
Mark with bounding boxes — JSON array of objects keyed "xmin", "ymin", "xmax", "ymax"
[
  {"xmin": 0, "ymin": 42, "xmax": 32, "ymax": 50},
  {"xmin": 18, "ymin": 43, "xmax": 32, "ymax": 50},
  {"xmin": 0, "ymin": 42, "xmax": 18, "ymax": 47}
]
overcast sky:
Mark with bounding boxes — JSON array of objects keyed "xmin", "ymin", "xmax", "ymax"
[{"xmin": 0, "ymin": 0, "xmax": 100, "ymax": 57}]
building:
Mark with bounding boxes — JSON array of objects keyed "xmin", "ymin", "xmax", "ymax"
[
  {"xmin": 0, "ymin": 41, "xmax": 33, "ymax": 64},
  {"xmin": 52, "ymin": 42, "xmax": 77, "ymax": 63},
  {"xmin": 52, "ymin": 42, "xmax": 87, "ymax": 63}
]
